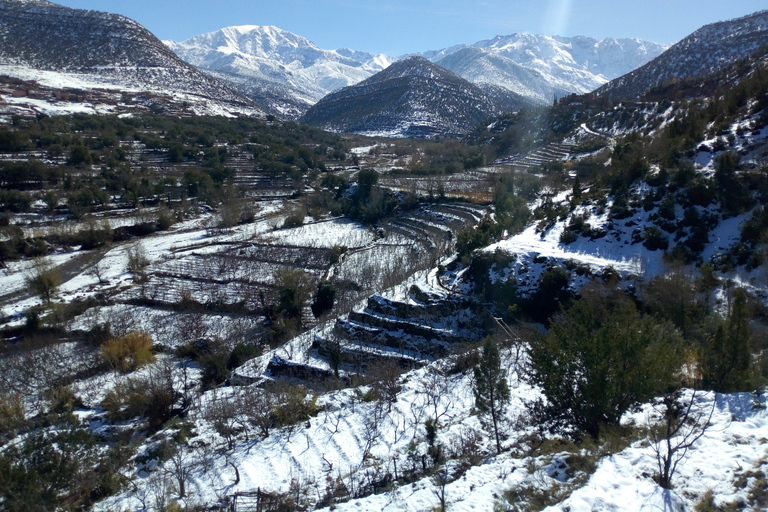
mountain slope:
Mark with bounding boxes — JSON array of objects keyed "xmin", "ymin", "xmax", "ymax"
[
  {"xmin": 594, "ymin": 9, "xmax": 768, "ymax": 100},
  {"xmin": 0, "ymin": 0, "xmax": 261, "ymax": 116},
  {"xmin": 427, "ymin": 34, "xmax": 668, "ymax": 104},
  {"xmin": 165, "ymin": 25, "xmax": 395, "ymax": 119},
  {"xmin": 301, "ymin": 56, "xmax": 522, "ymax": 138}
]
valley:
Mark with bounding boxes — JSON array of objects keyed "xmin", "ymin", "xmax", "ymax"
[{"xmin": 1, "ymin": 2, "xmax": 768, "ymax": 512}]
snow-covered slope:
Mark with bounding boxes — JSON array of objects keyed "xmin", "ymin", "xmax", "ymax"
[
  {"xmin": 165, "ymin": 26, "xmax": 396, "ymax": 119},
  {"xmin": 595, "ymin": 9, "xmax": 768, "ymax": 100},
  {"xmin": 427, "ymin": 34, "xmax": 668, "ymax": 104},
  {"xmin": 0, "ymin": 0, "xmax": 262, "ymax": 117}
]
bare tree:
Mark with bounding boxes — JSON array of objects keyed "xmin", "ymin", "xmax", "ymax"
[
  {"xmin": 649, "ymin": 390, "xmax": 715, "ymax": 489},
  {"xmin": 166, "ymin": 445, "xmax": 192, "ymax": 498},
  {"xmin": 241, "ymin": 386, "xmax": 273, "ymax": 437},
  {"xmin": 432, "ymin": 465, "xmax": 449, "ymax": 512},
  {"xmin": 421, "ymin": 366, "xmax": 453, "ymax": 425},
  {"xmin": 126, "ymin": 242, "xmax": 150, "ymax": 276},
  {"xmin": 86, "ymin": 259, "xmax": 107, "ymax": 284},
  {"xmin": 25, "ymin": 257, "xmax": 61, "ymax": 305},
  {"xmin": 203, "ymin": 389, "xmax": 243, "ymax": 450}
]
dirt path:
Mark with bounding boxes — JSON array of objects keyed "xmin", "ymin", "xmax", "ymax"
[{"xmin": 0, "ymin": 245, "xmax": 112, "ymax": 308}]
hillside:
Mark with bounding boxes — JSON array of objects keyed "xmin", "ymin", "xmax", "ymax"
[
  {"xmin": 302, "ymin": 56, "xmax": 524, "ymax": 137},
  {"xmin": 594, "ymin": 9, "xmax": 768, "ymax": 101},
  {"xmin": 0, "ymin": 0, "xmax": 262, "ymax": 117},
  {"xmin": 2, "ymin": 7, "xmax": 768, "ymax": 512}
]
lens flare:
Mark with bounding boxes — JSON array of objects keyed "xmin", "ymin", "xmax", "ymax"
[{"xmin": 543, "ymin": 0, "xmax": 573, "ymax": 36}]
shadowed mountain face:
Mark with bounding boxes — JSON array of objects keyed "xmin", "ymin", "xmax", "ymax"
[
  {"xmin": 301, "ymin": 56, "xmax": 526, "ymax": 138},
  {"xmin": 594, "ymin": 9, "xmax": 768, "ymax": 101}
]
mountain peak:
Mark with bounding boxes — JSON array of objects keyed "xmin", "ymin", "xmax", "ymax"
[
  {"xmin": 302, "ymin": 58, "xmax": 523, "ymax": 138},
  {"xmin": 166, "ymin": 25, "xmax": 395, "ymax": 117},
  {"xmin": 369, "ymin": 55, "xmax": 462, "ymax": 83}
]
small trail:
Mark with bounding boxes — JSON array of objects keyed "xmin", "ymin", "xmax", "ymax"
[{"xmin": 0, "ymin": 245, "xmax": 111, "ymax": 308}]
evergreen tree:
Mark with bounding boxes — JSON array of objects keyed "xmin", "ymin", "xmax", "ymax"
[
  {"xmin": 528, "ymin": 294, "xmax": 683, "ymax": 439},
  {"xmin": 701, "ymin": 288, "xmax": 755, "ymax": 391},
  {"xmin": 473, "ymin": 337, "xmax": 510, "ymax": 454}
]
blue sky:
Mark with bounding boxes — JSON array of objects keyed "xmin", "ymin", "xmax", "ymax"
[{"xmin": 54, "ymin": 0, "xmax": 766, "ymax": 56}]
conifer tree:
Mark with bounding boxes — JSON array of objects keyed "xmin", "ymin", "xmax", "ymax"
[
  {"xmin": 473, "ymin": 337, "xmax": 510, "ymax": 454},
  {"xmin": 528, "ymin": 295, "xmax": 682, "ymax": 439},
  {"xmin": 702, "ymin": 287, "xmax": 754, "ymax": 391}
]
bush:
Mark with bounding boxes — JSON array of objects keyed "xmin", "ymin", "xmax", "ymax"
[
  {"xmin": 67, "ymin": 145, "xmax": 93, "ymax": 166},
  {"xmin": 101, "ymin": 364, "xmax": 179, "ymax": 430},
  {"xmin": 559, "ymin": 227, "xmax": 578, "ymax": 244},
  {"xmin": 311, "ymin": 280, "xmax": 336, "ymax": 317},
  {"xmin": 282, "ymin": 213, "xmax": 305, "ymax": 229},
  {"xmin": 270, "ymin": 385, "xmax": 321, "ymax": 428},
  {"xmin": 643, "ymin": 226, "xmax": 669, "ymax": 251},
  {"xmin": 99, "ymin": 331, "xmax": 155, "ymax": 372},
  {"xmin": 701, "ymin": 288, "xmax": 761, "ymax": 392},
  {"xmin": 0, "ymin": 393, "xmax": 26, "ymax": 440},
  {"xmin": 126, "ymin": 242, "xmax": 149, "ymax": 277},
  {"xmin": 523, "ymin": 266, "xmax": 573, "ymax": 323},
  {"xmin": 0, "ymin": 429, "xmax": 129, "ymax": 511}
]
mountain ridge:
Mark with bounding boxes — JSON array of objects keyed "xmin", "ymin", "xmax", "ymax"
[
  {"xmin": 165, "ymin": 25, "xmax": 667, "ymax": 118},
  {"xmin": 421, "ymin": 33, "xmax": 669, "ymax": 104},
  {"xmin": 595, "ymin": 9, "xmax": 768, "ymax": 100}
]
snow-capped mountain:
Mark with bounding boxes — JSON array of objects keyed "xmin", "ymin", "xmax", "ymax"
[
  {"xmin": 424, "ymin": 34, "xmax": 668, "ymax": 104},
  {"xmin": 0, "ymin": 0, "xmax": 262, "ymax": 117},
  {"xmin": 165, "ymin": 26, "xmax": 396, "ymax": 119},
  {"xmin": 301, "ymin": 56, "xmax": 525, "ymax": 138},
  {"xmin": 166, "ymin": 26, "xmax": 666, "ymax": 118},
  {"xmin": 595, "ymin": 10, "xmax": 768, "ymax": 100}
]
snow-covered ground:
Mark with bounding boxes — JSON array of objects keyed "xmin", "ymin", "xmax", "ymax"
[{"xmin": 92, "ymin": 337, "xmax": 768, "ymax": 512}]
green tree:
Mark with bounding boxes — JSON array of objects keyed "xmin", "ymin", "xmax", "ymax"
[
  {"xmin": 701, "ymin": 288, "xmax": 756, "ymax": 391},
  {"xmin": 696, "ymin": 264, "xmax": 719, "ymax": 314},
  {"xmin": 311, "ymin": 280, "xmax": 336, "ymax": 317},
  {"xmin": 473, "ymin": 337, "xmax": 510, "ymax": 454},
  {"xmin": 276, "ymin": 268, "xmax": 312, "ymax": 320},
  {"xmin": 67, "ymin": 145, "xmax": 93, "ymax": 167},
  {"xmin": 528, "ymin": 295, "xmax": 683, "ymax": 439}
]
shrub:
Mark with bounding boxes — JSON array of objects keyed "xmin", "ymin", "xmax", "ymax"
[
  {"xmin": 311, "ymin": 280, "xmax": 337, "ymax": 317},
  {"xmin": 559, "ymin": 227, "xmax": 578, "ymax": 244},
  {"xmin": 701, "ymin": 288, "xmax": 760, "ymax": 392},
  {"xmin": 126, "ymin": 242, "xmax": 149, "ymax": 274},
  {"xmin": 329, "ymin": 244, "xmax": 346, "ymax": 264},
  {"xmin": 270, "ymin": 385, "xmax": 321, "ymax": 429},
  {"xmin": 101, "ymin": 363, "xmax": 179, "ymax": 430},
  {"xmin": 282, "ymin": 213, "xmax": 305, "ymax": 229},
  {"xmin": 99, "ymin": 331, "xmax": 155, "ymax": 372},
  {"xmin": 0, "ymin": 393, "xmax": 25, "ymax": 440},
  {"xmin": 643, "ymin": 226, "xmax": 669, "ymax": 251},
  {"xmin": 67, "ymin": 145, "xmax": 93, "ymax": 166}
]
